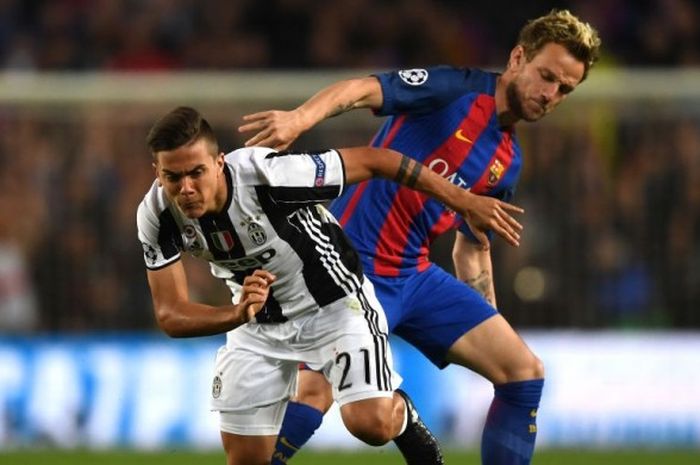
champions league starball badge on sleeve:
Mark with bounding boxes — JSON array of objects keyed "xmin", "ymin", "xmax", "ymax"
[{"xmin": 398, "ymin": 69, "xmax": 429, "ymax": 86}]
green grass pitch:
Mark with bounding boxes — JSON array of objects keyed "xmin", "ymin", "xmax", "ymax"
[{"xmin": 1, "ymin": 449, "xmax": 698, "ymax": 465}]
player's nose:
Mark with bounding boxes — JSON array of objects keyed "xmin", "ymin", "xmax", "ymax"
[
  {"xmin": 179, "ymin": 176, "xmax": 195, "ymax": 194},
  {"xmin": 541, "ymin": 82, "xmax": 558, "ymax": 102}
]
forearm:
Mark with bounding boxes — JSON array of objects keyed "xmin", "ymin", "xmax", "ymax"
[
  {"xmin": 154, "ymin": 301, "xmax": 247, "ymax": 338},
  {"xmin": 453, "ymin": 234, "xmax": 497, "ymax": 307},
  {"xmin": 457, "ymin": 265, "xmax": 497, "ymax": 308},
  {"xmin": 296, "ymin": 77, "xmax": 382, "ymax": 130},
  {"xmin": 341, "ymin": 147, "xmax": 475, "ymax": 215}
]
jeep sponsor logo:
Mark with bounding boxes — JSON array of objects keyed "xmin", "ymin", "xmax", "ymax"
[{"xmin": 217, "ymin": 248, "xmax": 277, "ymax": 271}]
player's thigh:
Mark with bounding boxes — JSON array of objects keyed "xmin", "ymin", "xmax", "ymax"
[
  {"xmin": 220, "ymin": 431, "xmax": 276, "ymax": 465},
  {"xmin": 316, "ymin": 279, "xmax": 400, "ymax": 406},
  {"xmin": 384, "ymin": 266, "xmax": 497, "ymax": 368},
  {"xmin": 446, "ymin": 313, "xmax": 544, "ymax": 384},
  {"xmin": 211, "ymin": 343, "xmax": 298, "ymax": 413}
]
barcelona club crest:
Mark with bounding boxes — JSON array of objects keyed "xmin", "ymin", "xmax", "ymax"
[
  {"xmin": 487, "ymin": 159, "xmax": 505, "ymax": 187},
  {"xmin": 210, "ymin": 230, "xmax": 235, "ymax": 252}
]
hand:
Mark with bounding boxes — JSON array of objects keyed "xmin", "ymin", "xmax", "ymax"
[
  {"xmin": 460, "ymin": 193, "xmax": 524, "ymax": 249},
  {"xmin": 238, "ymin": 110, "xmax": 304, "ymax": 150},
  {"xmin": 239, "ymin": 270, "xmax": 276, "ymax": 323}
]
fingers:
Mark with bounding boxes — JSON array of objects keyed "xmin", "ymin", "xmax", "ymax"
[
  {"xmin": 238, "ymin": 120, "xmax": 267, "ymax": 133},
  {"xmin": 490, "ymin": 201, "xmax": 523, "ymax": 247},
  {"xmin": 243, "ymin": 128, "xmax": 272, "ymax": 147},
  {"xmin": 240, "ymin": 125, "xmax": 288, "ymax": 150},
  {"xmin": 243, "ymin": 270, "xmax": 276, "ymax": 287},
  {"xmin": 492, "ymin": 208, "xmax": 520, "ymax": 247},
  {"xmin": 240, "ymin": 292, "xmax": 266, "ymax": 323},
  {"xmin": 499, "ymin": 201, "xmax": 525, "ymax": 214},
  {"xmin": 251, "ymin": 269, "xmax": 276, "ymax": 282},
  {"xmin": 240, "ymin": 270, "xmax": 276, "ymax": 323},
  {"xmin": 238, "ymin": 112, "xmax": 273, "ymax": 147},
  {"xmin": 496, "ymin": 205, "xmax": 523, "ymax": 235},
  {"xmin": 471, "ymin": 201, "xmax": 522, "ymax": 248},
  {"xmin": 241, "ymin": 111, "xmax": 271, "ymax": 123}
]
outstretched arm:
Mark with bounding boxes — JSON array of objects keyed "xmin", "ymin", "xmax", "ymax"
[
  {"xmin": 238, "ymin": 76, "xmax": 382, "ymax": 150},
  {"xmin": 337, "ymin": 146, "xmax": 523, "ymax": 248},
  {"xmin": 146, "ymin": 262, "xmax": 276, "ymax": 337}
]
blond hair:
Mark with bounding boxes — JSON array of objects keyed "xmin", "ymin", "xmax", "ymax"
[{"xmin": 518, "ymin": 9, "xmax": 601, "ymax": 81}]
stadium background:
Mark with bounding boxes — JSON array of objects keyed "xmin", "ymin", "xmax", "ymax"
[{"xmin": 0, "ymin": 0, "xmax": 699, "ymax": 463}]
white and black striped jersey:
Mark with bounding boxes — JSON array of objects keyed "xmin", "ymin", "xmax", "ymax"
[{"xmin": 137, "ymin": 147, "xmax": 365, "ymax": 323}]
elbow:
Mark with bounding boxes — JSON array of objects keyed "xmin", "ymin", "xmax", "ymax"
[
  {"xmin": 158, "ymin": 324, "xmax": 187, "ymax": 339},
  {"xmin": 153, "ymin": 306, "xmax": 186, "ymax": 338}
]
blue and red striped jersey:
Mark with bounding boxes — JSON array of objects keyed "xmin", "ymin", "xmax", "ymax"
[{"xmin": 329, "ymin": 66, "xmax": 523, "ymax": 277}]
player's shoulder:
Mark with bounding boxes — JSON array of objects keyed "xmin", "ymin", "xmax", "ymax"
[
  {"xmin": 223, "ymin": 146, "xmax": 278, "ymax": 184},
  {"xmin": 377, "ymin": 65, "xmax": 498, "ymax": 99},
  {"xmin": 432, "ymin": 66, "xmax": 497, "ymax": 94},
  {"xmin": 224, "ymin": 146, "xmax": 277, "ymax": 169},
  {"xmin": 137, "ymin": 180, "xmax": 169, "ymax": 230},
  {"xmin": 223, "ymin": 146, "xmax": 275, "ymax": 161}
]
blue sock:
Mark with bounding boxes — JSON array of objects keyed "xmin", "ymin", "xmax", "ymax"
[
  {"xmin": 271, "ymin": 401, "xmax": 324, "ymax": 465},
  {"xmin": 481, "ymin": 379, "xmax": 544, "ymax": 465}
]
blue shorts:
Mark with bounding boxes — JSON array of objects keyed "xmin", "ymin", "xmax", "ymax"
[{"xmin": 369, "ymin": 264, "xmax": 497, "ymax": 369}]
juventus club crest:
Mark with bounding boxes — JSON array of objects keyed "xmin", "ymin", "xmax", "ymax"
[
  {"xmin": 212, "ymin": 375, "xmax": 222, "ymax": 399},
  {"xmin": 210, "ymin": 230, "xmax": 235, "ymax": 251},
  {"xmin": 247, "ymin": 222, "xmax": 267, "ymax": 246}
]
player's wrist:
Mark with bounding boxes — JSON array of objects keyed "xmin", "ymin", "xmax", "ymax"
[
  {"xmin": 295, "ymin": 107, "xmax": 316, "ymax": 132},
  {"xmin": 455, "ymin": 189, "xmax": 477, "ymax": 215},
  {"xmin": 232, "ymin": 303, "xmax": 251, "ymax": 327}
]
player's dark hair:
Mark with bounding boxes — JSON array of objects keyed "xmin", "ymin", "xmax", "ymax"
[
  {"xmin": 146, "ymin": 106, "xmax": 219, "ymax": 159},
  {"xmin": 518, "ymin": 9, "xmax": 601, "ymax": 82}
]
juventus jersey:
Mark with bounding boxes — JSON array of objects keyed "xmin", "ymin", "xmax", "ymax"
[{"xmin": 137, "ymin": 147, "xmax": 364, "ymax": 323}]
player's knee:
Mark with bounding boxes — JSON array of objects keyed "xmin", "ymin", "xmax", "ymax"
[
  {"xmin": 341, "ymin": 403, "xmax": 394, "ymax": 446},
  {"xmin": 296, "ymin": 370, "xmax": 334, "ymax": 414},
  {"xmin": 507, "ymin": 353, "xmax": 545, "ymax": 382},
  {"xmin": 345, "ymin": 414, "xmax": 394, "ymax": 446},
  {"xmin": 532, "ymin": 355, "xmax": 545, "ymax": 379},
  {"xmin": 297, "ymin": 383, "xmax": 333, "ymax": 414}
]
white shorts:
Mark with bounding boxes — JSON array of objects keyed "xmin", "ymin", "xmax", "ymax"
[{"xmin": 211, "ymin": 278, "xmax": 402, "ymax": 435}]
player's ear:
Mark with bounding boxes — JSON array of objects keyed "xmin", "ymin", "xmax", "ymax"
[
  {"xmin": 508, "ymin": 45, "xmax": 526, "ymax": 69},
  {"xmin": 217, "ymin": 152, "xmax": 225, "ymax": 173},
  {"xmin": 152, "ymin": 162, "xmax": 162, "ymax": 186}
]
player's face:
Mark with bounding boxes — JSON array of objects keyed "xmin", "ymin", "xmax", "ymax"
[
  {"xmin": 506, "ymin": 43, "xmax": 585, "ymax": 122},
  {"xmin": 153, "ymin": 138, "xmax": 225, "ymax": 218}
]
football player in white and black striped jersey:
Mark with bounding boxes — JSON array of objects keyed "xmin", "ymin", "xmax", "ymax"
[{"xmin": 137, "ymin": 106, "xmax": 523, "ymax": 465}]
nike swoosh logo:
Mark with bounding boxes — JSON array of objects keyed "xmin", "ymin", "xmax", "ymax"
[
  {"xmin": 279, "ymin": 436, "xmax": 300, "ymax": 451},
  {"xmin": 454, "ymin": 129, "xmax": 473, "ymax": 144}
]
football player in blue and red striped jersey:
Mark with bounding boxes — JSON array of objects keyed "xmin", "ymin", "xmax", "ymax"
[{"xmin": 240, "ymin": 9, "xmax": 601, "ymax": 465}]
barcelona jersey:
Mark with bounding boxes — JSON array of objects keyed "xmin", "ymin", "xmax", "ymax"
[{"xmin": 329, "ymin": 66, "xmax": 523, "ymax": 277}]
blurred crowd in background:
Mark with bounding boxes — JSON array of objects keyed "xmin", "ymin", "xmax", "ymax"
[
  {"xmin": 1, "ymin": 0, "xmax": 700, "ymax": 70},
  {"xmin": 0, "ymin": 0, "xmax": 699, "ymax": 332}
]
